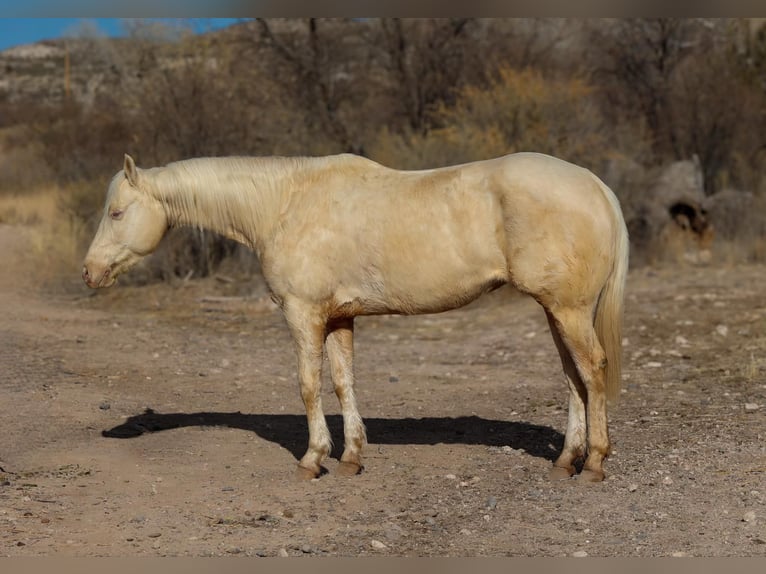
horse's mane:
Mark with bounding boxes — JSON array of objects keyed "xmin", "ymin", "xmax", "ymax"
[{"xmin": 125, "ymin": 154, "xmax": 379, "ymax": 241}]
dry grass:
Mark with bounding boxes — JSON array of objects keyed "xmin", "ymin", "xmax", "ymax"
[
  {"xmin": 710, "ymin": 237, "xmax": 766, "ymax": 265},
  {"xmin": 0, "ymin": 188, "xmax": 60, "ymax": 225},
  {"xmin": 744, "ymin": 353, "xmax": 760, "ymax": 383},
  {"xmin": 0, "ymin": 186, "xmax": 87, "ymax": 286}
]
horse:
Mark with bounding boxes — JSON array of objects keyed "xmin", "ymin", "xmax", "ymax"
[{"xmin": 82, "ymin": 152, "xmax": 629, "ymax": 482}]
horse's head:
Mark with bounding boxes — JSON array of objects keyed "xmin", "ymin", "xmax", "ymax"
[{"xmin": 82, "ymin": 154, "xmax": 168, "ymax": 288}]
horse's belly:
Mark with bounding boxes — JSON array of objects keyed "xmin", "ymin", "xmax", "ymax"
[{"xmin": 334, "ymin": 263, "xmax": 509, "ymax": 317}]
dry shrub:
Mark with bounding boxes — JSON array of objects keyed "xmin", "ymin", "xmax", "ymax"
[
  {"xmin": 0, "ymin": 127, "xmax": 55, "ymax": 194},
  {"xmin": 369, "ymin": 67, "xmax": 613, "ymax": 171},
  {"xmin": 0, "ymin": 186, "xmax": 90, "ymax": 287},
  {"xmin": 0, "ymin": 188, "xmax": 58, "ymax": 225},
  {"xmin": 706, "ymin": 192, "xmax": 766, "ymax": 264}
]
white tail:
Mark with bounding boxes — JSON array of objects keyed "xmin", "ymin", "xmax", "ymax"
[{"xmin": 593, "ymin": 175, "xmax": 630, "ymax": 403}]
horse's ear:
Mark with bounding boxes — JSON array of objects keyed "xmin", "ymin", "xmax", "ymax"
[{"xmin": 124, "ymin": 154, "xmax": 140, "ymax": 187}]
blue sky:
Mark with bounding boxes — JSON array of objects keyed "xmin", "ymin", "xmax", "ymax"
[{"xmin": 0, "ymin": 18, "xmax": 243, "ymax": 52}]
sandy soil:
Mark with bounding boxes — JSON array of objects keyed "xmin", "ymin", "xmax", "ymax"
[{"xmin": 0, "ymin": 223, "xmax": 764, "ymax": 557}]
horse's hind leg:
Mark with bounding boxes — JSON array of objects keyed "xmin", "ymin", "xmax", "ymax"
[
  {"xmin": 326, "ymin": 318, "xmax": 366, "ymax": 476},
  {"xmin": 545, "ymin": 310, "xmax": 587, "ymax": 480},
  {"xmin": 546, "ymin": 305, "xmax": 610, "ymax": 482}
]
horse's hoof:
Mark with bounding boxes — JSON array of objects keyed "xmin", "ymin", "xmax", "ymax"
[
  {"xmin": 295, "ymin": 465, "xmax": 319, "ymax": 481},
  {"xmin": 578, "ymin": 469, "xmax": 605, "ymax": 483},
  {"xmin": 336, "ymin": 461, "xmax": 362, "ymax": 477},
  {"xmin": 549, "ymin": 465, "xmax": 575, "ymax": 481}
]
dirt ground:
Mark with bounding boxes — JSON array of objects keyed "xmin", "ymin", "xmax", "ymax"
[{"xmin": 1, "ymin": 223, "xmax": 764, "ymax": 557}]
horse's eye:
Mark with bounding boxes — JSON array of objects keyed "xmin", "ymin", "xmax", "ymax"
[{"xmin": 110, "ymin": 209, "xmax": 124, "ymax": 220}]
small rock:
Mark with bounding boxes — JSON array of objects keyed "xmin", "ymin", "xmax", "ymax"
[
  {"xmin": 444, "ymin": 474, "xmax": 457, "ymax": 480},
  {"xmin": 147, "ymin": 532, "xmax": 162, "ymax": 538},
  {"xmin": 628, "ymin": 483, "xmax": 638, "ymax": 492},
  {"xmin": 371, "ymin": 539, "xmax": 387, "ymax": 550},
  {"xmin": 277, "ymin": 548, "xmax": 289, "ymax": 557},
  {"xmin": 715, "ymin": 325, "xmax": 728, "ymax": 337},
  {"xmin": 662, "ymin": 476, "xmax": 673, "ymax": 485},
  {"xmin": 671, "ymin": 551, "xmax": 687, "ymax": 557},
  {"xmin": 99, "ymin": 402, "xmax": 111, "ymax": 411},
  {"xmin": 382, "ymin": 523, "xmax": 404, "ymax": 542},
  {"xmin": 572, "ymin": 550, "xmax": 588, "ymax": 557},
  {"xmin": 645, "ymin": 361, "xmax": 663, "ymax": 368},
  {"xmin": 743, "ymin": 511, "xmax": 756, "ymax": 523},
  {"xmin": 459, "ymin": 528, "xmax": 472, "ymax": 536},
  {"xmin": 221, "ymin": 486, "xmax": 235, "ymax": 492},
  {"xmin": 501, "ymin": 445, "xmax": 514, "ymax": 454},
  {"xmin": 675, "ymin": 335, "xmax": 689, "ymax": 347},
  {"xmin": 300, "ymin": 544, "xmax": 313, "ymax": 554},
  {"xmin": 745, "ymin": 403, "xmax": 760, "ymax": 412},
  {"xmin": 486, "ymin": 496, "xmax": 498, "ymax": 510},
  {"xmin": 388, "ymin": 376, "xmax": 399, "ymax": 383}
]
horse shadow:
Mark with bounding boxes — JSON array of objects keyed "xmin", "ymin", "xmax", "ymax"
[{"xmin": 102, "ymin": 409, "xmax": 564, "ymax": 463}]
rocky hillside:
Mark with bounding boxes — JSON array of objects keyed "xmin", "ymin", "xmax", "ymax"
[
  {"xmin": 0, "ymin": 38, "xmax": 130, "ymax": 107},
  {"xmin": 0, "ymin": 20, "xmax": 251, "ymax": 110},
  {"xmin": 0, "ymin": 19, "xmax": 364, "ymax": 111}
]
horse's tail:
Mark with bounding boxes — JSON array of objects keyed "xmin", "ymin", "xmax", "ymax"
[{"xmin": 592, "ymin": 174, "xmax": 629, "ymax": 403}]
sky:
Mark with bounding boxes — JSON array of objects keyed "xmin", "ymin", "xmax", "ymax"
[{"xmin": 0, "ymin": 18, "xmax": 244, "ymax": 52}]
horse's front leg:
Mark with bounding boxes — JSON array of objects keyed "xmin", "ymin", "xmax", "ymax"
[
  {"xmin": 284, "ymin": 301, "xmax": 332, "ymax": 480},
  {"xmin": 326, "ymin": 318, "xmax": 366, "ymax": 476}
]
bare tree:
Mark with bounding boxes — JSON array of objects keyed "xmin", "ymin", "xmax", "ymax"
[
  {"xmin": 587, "ymin": 19, "xmax": 705, "ymax": 157},
  {"xmin": 376, "ymin": 18, "xmax": 472, "ymax": 133},
  {"xmin": 255, "ymin": 18, "xmax": 365, "ymax": 153}
]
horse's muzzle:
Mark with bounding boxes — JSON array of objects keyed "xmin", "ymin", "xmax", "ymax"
[{"xmin": 82, "ymin": 264, "xmax": 112, "ymax": 288}]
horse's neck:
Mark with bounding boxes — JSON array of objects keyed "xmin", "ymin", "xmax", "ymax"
[{"xmin": 147, "ymin": 158, "xmax": 297, "ymax": 251}]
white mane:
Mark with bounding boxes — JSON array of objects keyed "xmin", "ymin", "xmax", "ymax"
[{"xmin": 138, "ymin": 154, "xmax": 376, "ymax": 249}]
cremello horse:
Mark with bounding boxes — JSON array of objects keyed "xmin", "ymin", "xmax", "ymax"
[{"xmin": 83, "ymin": 152, "xmax": 629, "ymax": 482}]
